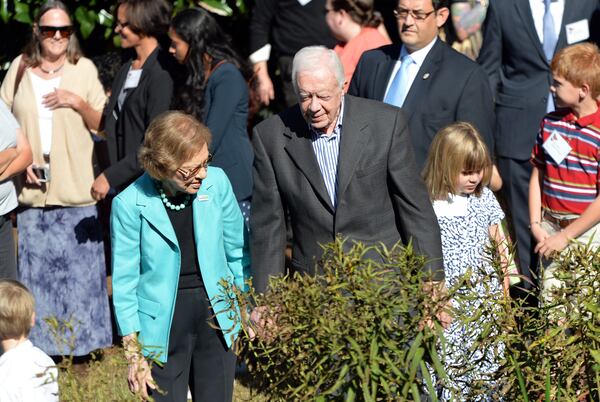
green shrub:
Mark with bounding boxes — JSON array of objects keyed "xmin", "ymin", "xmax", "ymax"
[
  {"xmin": 232, "ymin": 238, "xmax": 447, "ymax": 401},
  {"xmin": 227, "ymin": 237, "xmax": 600, "ymax": 401}
]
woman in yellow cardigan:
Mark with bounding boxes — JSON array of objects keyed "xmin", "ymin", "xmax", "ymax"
[{"xmin": 0, "ymin": 0, "xmax": 111, "ymax": 357}]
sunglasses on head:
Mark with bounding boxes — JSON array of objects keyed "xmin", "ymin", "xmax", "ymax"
[{"xmin": 38, "ymin": 25, "xmax": 73, "ymax": 39}]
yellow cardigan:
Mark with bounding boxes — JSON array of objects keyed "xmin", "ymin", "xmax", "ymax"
[{"xmin": 0, "ymin": 55, "xmax": 107, "ymax": 207}]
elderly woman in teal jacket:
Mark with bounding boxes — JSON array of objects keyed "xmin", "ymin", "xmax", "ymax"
[{"xmin": 111, "ymin": 111, "xmax": 249, "ymax": 402}]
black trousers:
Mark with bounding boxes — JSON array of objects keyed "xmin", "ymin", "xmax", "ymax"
[
  {"xmin": 0, "ymin": 213, "xmax": 16, "ymax": 279},
  {"xmin": 497, "ymin": 156, "xmax": 538, "ymax": 292},
  {"xmin": 149, "ymin": 287, "xmax": 236, "ymax": 402}
]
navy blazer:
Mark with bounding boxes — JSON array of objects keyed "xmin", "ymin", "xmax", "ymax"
[
  {"xmin": 348, "ymin": 39, "xmax": 495, "ymax": 171},
  {"xmin": 478, "ymin": 0, "xmax": 600, "ymax": 160},
  {"xmin": 204, "ymin": 63, "xmax": 253, "ymax": 201},
  {"xmin": 102, "ymin": 47, "xmax": 175, "ymax": 189}
]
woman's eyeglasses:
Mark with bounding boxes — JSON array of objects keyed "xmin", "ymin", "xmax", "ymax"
[
  {"xmin": 38, "ymin": 25, "xmax": 73, "ymax": 39},
  {"xmin": 177, "ymin": 154, "xmax": 213, "ymax": 181}
]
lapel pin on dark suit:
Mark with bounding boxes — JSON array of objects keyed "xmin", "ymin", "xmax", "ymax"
[{"xmin": 423, "ymin": 73, "xmax": 431, "ymax": 80}]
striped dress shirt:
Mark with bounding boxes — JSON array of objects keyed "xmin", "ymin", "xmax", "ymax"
[{"xmin": 310, "ymin": 99, "xmax": 344, "ymax": 208}]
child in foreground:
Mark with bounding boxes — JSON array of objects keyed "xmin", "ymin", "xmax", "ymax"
[
  {"xmin": 529, "ymin": 42, "xmax": 600, "ymax": 306},
  {"xmin": 423, "ymin": 122, "xmax": 510, "ymax": 400},
  {"xmin": 0, "ymin": 279, "xmax": 58, "ymax": 401}
]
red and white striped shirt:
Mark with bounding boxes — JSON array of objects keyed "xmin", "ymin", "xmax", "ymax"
[{"xmin": 531, "ymin": 106, "xmax": 600, "ymax": 214}]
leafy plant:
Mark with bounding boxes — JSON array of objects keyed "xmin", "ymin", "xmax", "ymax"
[
  {"xmin": 228, "ymin": 238, "xmax": 448, "ymax": 401},
  {"xmin": 223, "ymin": 237, "xmax": 600, "ymax": 401}
]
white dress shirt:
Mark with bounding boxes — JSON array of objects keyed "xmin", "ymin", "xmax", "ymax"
[
  {"xmin": 529, "ymin": 0, "xmax": 564, "ymax": 45},
  {"xmin": 0, "ymin": 340, "xmax": 58, "ymax": 402},
  {"xmin": 384, "ymin": 37, "xmax": 438, "ymax": 101}
]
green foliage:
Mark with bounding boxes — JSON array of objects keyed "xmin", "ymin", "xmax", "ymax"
[
  {"xmin": 223, "ymin": 237, "xmax": 600, "ymax": 401},
  {"xmin": 0, "ymin": 0, "xmax": 250, "ymax": 72},
  {"xmin": 496, "ymin": 243, "xmax": 600, "ymax": 400},
  {"xmin": 230, "ymin": 238, "xmax": 446, "ymax": 401}
]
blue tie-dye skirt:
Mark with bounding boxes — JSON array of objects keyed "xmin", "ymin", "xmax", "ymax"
[{"xmin": 17, "ymin": 205, "xmax": 112, "ymax": 356}]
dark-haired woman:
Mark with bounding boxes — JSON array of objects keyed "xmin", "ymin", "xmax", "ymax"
[
  {"xmin": 0, "ymin": 0, "xmax": 111, "ymax": 356},
  {"xmin": 325, "ymin": 0, "xmax": 390, "ymax": 91},
  {"xmin": 169, "ymin": 8, "xmax": 253, "ymax": 222},
  {"xmin": 91, "ymin": 0, "xmax": 175, "ymax": 200}
]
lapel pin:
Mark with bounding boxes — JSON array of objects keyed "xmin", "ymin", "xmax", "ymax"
[
  {"xmin": 197, "ymin": 194, "xmax": 209, "ymax": 202},
  {"xmin": 423, "ymin": 73, "xmax": 430, "ymax": 80}
]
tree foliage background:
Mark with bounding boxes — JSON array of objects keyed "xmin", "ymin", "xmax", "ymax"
[{"xmin": 0, "ymin": 0, "xmax": 251, "ymax": 77}]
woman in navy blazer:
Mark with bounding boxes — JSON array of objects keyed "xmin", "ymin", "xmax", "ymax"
[
  {"xmin": 168, "ymin": 8, "xmax": 254, "ymax": 222},
  {"xmin": 111, "ymin": 111, "xmax": 249, "ymax": 402}
]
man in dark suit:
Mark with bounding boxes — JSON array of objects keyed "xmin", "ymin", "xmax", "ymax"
[
  {"xmin": 250, "ymin": 46, "xmax": 444, "ymax": 294},
  {"xmin": 478, "ymin": 0, "xmax": 600, "ymax": 289},
  {"xmin": 348, "ymin": 0, "xmax": 495, "ymax": 170}
]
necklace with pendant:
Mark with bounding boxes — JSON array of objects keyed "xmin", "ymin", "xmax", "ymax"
[
  {"xmin": 157, "ymin": 183, "xmax": 193, "ymax": 211},
  {"xmin": 40, "ymin": 63, "xmax": 65, "ymax": 75}
]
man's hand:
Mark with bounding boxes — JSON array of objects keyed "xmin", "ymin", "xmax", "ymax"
[
  {"xmin": 91, "ymin": 173, "xmax": 110, "ymax": 201},
  {"xmin": 421, "ymin": 281, "xmax": 453, "ymax": 330},
  {"xmin": 254, "ymin": 61, "xmax": 275, "ymax": 106},
  {"xmin": 248, "ymin": 305, "xmax": 277, "ymax": 342}
]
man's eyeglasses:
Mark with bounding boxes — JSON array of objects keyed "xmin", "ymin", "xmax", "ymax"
[
  {"xmin": 393, "ymin": 7, "xmax": 436, "ymax": 21},
  {"xmin": 116, "ymin": 20, "xmax": 130, "ymax": 30},
  {"xmin": 177, "ymin": 154, "xmax": 213, "ymax": 181},
  {"xmin": 38, "ymin": 25, "xmax": 73, "ymax": 40}
]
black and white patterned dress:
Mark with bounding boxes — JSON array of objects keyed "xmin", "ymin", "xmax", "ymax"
[{"xmin": 433, "ymin": 187, "xmax": 505, "ymax": 400}]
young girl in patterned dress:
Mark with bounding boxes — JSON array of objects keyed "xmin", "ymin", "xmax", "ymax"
[{"xmin": 423, "ymin": 122, "xmax": 510, "ymax": 400}]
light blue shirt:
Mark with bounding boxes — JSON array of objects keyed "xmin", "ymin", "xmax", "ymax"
[
  {"xmin": 0, "ymin": 100, "xmax": 19, "ymax": 216},
  {"xmin": 309, "ymin": 98, "xmax": 344, "ymax": 208}
]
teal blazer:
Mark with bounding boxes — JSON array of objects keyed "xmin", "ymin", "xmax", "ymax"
[{"xmin": 110, "ymin": 168, "xmax": 249, "ymax": 363}]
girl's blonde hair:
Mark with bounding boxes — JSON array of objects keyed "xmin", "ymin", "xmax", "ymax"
[{"xmin": 423, "ymin": 122, "xmax": 492, "ymax": 200}]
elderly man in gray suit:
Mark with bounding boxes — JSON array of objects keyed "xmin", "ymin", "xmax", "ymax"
[{"xmin": 250, "ymin": 46, "xmax": 444, "ymax": 294}]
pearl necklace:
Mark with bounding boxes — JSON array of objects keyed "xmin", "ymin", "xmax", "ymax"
[
  {"xmin": 40, "ymin": 63, "xmax": 65, "ymax": 75},
  {"xmin": 157, "ymin": 183, "xmax": 193, "ymax": 211}
]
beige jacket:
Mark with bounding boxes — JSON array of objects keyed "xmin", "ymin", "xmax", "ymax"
[{"xmin": 0, "ymin": 55, "xmax": 107, "ymax": 207}]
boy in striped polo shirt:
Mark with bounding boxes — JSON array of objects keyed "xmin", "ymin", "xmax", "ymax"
[{"xmin": 529, "ymin": 42, "xmax": 600, "ymax": 305}]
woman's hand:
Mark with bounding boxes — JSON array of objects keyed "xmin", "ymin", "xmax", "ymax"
[
  {"xmin": 42, "ymin": 88, "xmax": 83, "ymax": 111},
  {"xmin": 91, "ymin": 173, "xmax": 110, "ymax": 201},
  {"xmin": 25, "ymin": 164, "xmax": 41, "ymax": 186},
  {"xmin": 535, "ymin": 231, "xmax": 570, "ymax": 258},
  {"xmin": 123, "ymin": 333, "xmax": 156, "ymax": 400},
  {"xmin": 127, "ymin": 356, "xmax": 156, "ymax": 400}
]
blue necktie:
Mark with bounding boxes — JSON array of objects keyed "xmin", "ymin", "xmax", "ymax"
[
  {"xmin": 384, "ymin": 54, "xmax": 414, "ymax": 108},
  {"xmin": 543, "ymin": 0, "xmax": 557, "ymax": 112}
]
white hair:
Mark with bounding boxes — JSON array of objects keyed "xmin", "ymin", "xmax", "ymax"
[{"xmin": 291, "ymin": 46, "xmax": 345, "ymax": 95}]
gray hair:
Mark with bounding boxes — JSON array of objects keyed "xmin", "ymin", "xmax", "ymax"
[{"xmin": 291, "ymin": 46, "xmax": 345, "ymax": 95}]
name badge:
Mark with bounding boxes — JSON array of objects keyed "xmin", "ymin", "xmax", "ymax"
[
  {"xmin": 197, "ymin": 194, "xmax": 209, "ymax": 202},
  {"xmin": 566, "ymin": 19, "xmax": 590, "ymax": 44},
  {"xmin": 542, "ymin": 130, "xmax": 571, "ymax": 165},
  {"xmin": 124, "ymin": 69, "xmax": 142, "ymax": 89}
]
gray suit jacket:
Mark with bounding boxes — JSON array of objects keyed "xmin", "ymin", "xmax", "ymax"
[
  {"xmin": 250, "ymin": 95, "xmax": 444, "ymax": 293},
  {"xmin": 478, "ymin": 0, "xmax": 600, "ymax": 160}
]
